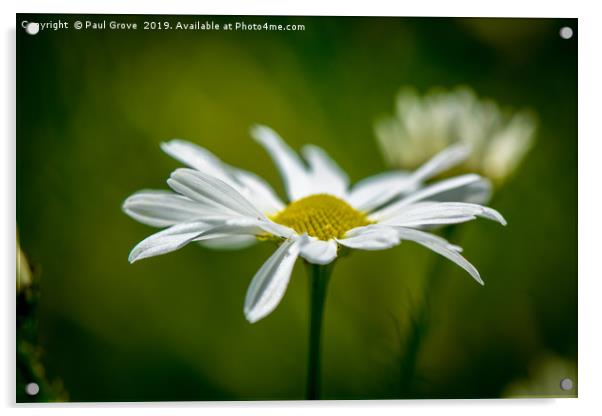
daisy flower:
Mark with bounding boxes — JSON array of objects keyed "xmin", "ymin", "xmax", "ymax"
[
  {"xmin": 123, "ymin": 125, "xmax": 506, "ymax": 324},
  {"xmin": 375, "ymin": 86, "xmax": 537, "ymax": 185}
]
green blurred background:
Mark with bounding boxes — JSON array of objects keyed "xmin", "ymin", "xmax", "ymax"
[{"xmin": 16, "ymin": 15, "xmax": 577, "ymax": 401}]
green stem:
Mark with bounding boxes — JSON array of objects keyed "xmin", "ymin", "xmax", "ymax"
[
  {"xmin": 399, "ymin": 225, "xmax": 458, "ymax": 397},
  {"xmin": 305, "ymin": 262, "xmax": 334, "ymax": 400}
]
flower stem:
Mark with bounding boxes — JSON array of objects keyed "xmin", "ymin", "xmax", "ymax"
[
  {"xmin": 305, "ymin": 262, "xmax": 334, "ymax": 400},
  {"xmin": 399, "ymin": 225, "xmax": 458, "ymax": 397}
]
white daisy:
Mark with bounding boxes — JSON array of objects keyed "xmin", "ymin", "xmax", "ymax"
[
  {"xmin": 375, "ymin": 86, "xmax": 537, "ymax": 184},
  {"xmin": 123, "ymin": 125, "xmax": 506, "ymax": 323}
]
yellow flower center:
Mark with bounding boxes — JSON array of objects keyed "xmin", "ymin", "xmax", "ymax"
[{"xmin": 271, "ymin": 194, "xmax": 371, "ymax": 241}]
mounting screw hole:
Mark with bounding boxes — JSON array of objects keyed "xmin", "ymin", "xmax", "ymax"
[
  {"xmin": 559, "ymin": 27, "xmax": 573, "ymax": 39},
  {"xmin": 560, "ymin": 378, "xmax": 574, "ymax": 391},
  {"xmin": 25, "ymin": 382, "xmax": 40, "ymax": 396}
]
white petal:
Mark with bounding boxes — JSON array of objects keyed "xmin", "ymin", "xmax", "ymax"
[
  {"xmin": 198, "ymin": 212, "xmax": 293, "ymax": 238},
  {"xmin": 398, "ymin": 174, "xmax": 483, "ymax": 206},
  {"xmin": 161, "ymin": 140, "xmax": 232, "ymax": 183},
  {"xmin": 196, "ymin": 217, "xmax": 294, "ymax": 239},
  {"xmin": 370, "ymin": 174, "xmax": 483, "ymax": 220},
  {"xmin": 410, "ymin": 143, "xmax": 471, "ymax": 182},
  {"xmin": 122, "ymin": 190, "xmax": 216, "ymax": 228},
  {"xmin": 347, "ymin": 145, "xmax": 473, "ymax": 212},
  {"xmin": 301, "ymin": 145, "xmax": 349, "ymax": 198},
  {"xmin": 198, "ymin": 235, "xmax": 257, "ymax": 250},
  {"xmin": 162, "ymin": 139, "xmax": 288, "ymax": 213},
  {"xmin": 256, "ymin": 220, "xmax": 296, "ymax": 239},
  {"xmin": 250, "ymin": 125, "xmax": 311, "ymax": 201},
  {"xmin": 395, "ymin": 227, "xmax": 484, "ymax": 285},
  {"xmin": 229, "ymin": 168, "xmax": 285, "ymax": 215},
  {"xmin": 337, "ymin": 225, "xmax": 402, "ymax": 251},
  {"xmin": 347, "ymin": 171, "xmax": 419, "ymax": 211},
  {"xmin": 128, "ymin": 222, "xmax": 210, "ymax": 263},
  {"xmin": 428, "ymin": 177, "xmax": 492, "ymax": 205},
  {"xmin": 244, "ymin": 238, "xmax": 302, "ymax": 323},
  {"xmin": 167, "ymin": 168, "xmax": 265, "ymax": 219},
  {"xmin": 299, "ymin": 238, "xmax": 338, "ymax": 265},
  {"xmin": 376, "ymin": 201, "xmax": 507, "ymax": 227},
  {"xmin": 129, "ymin": 217, "xmax": 291, "ymax": 263}
]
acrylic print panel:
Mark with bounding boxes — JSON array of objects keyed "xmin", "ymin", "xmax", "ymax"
[{"xmin": 16, "ymin": 14, "xmax": 577, "ymax": 402}]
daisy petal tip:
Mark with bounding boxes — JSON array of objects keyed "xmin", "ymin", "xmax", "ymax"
[
  {"xmin": 167, "ymin": 168, "xmax": 193, "ymax": 184},
  {"xmin": 471, "ymin": 271, "xmax": 484, "ymax": 285},
  {"xmin": 498, "ymin": 214, "xmax": 508, "ymax": 227},
  {"xmin": 127, "ymin": 252, "xmax": 139, "ymax": 264},
  {"xmin": 304, "ymin": 255, "xmax": 336, "ymax": 266},
  {"xmin": 159, "ymin": 139, "xmax": 188, "ymax": 156},
  {"xmin": 300, "ymin": 143, "xmax": 320, "ymax": 157},
  {"xmin": 121, "ymin": 198, "xmax": 140, "ymax": 216},
  {"xmin": 249, "ymin": 123, "xmax": 266, "ymax": 131},
  {"xmin": 469, "ymin": 269, "xmax": 484, "ymax": 286},
  {"xmin": 249, "ymin": 124, "xmax": 272, "ymax": 140},
  {"xmin": 443, "ymin": 142, "xmax": 472, "ymax": 160},
  {"xmin": 299, "ymin": 238, "xmax": 338, "ymax": 265},
  {"xmin": 483, "ymin": 207, "xmax": 508, "ymax": 226},
  {"xmin": 165, "ymin": 179, "xmax": 176, "ymax": 192},
  {"xmin": 172, "ymin": 167, "xmax": 195, "ymax": 176},
  {"xmin": 128, "ymin": 244, "xmax": 152, "ymax": 263},
  {"xmin": 455, "ymin": 142, "xmax": 473, "ymax": 156},
  {"xmin": 244, "ymin": 305, "xmax": 267, "ymax": 324},
  {"xmin": 244, "ymin": 311, "xmax": 258, "ymax": 324}
]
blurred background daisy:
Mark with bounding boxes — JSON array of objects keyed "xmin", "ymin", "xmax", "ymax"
[{"xmin": 375, "ymin": 86, "xmax": 537, "ymax": 186}]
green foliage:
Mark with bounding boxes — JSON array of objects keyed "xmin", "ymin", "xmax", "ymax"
[{"xmin": 17, "ymin": 247, "xmax": 69, "ymax": 402}]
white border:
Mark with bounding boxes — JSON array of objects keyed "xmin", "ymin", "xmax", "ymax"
[
  {"xmin": 3, "ymin": 1, "xmax": 600, "ymax": 415},
  {"xmin": 8, "ymin": 0, "xmax": 583, "ymax": 17}
]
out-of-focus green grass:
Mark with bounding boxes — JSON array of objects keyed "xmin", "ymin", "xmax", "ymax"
[{"xmin": 17, "ymin": 15, "xmax": 577, "ymax": 401}]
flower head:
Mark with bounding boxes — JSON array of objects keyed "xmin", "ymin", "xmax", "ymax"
[
  {"xmin": 123, "ymin": 125, "xmax": 505, "ymax": 323},
  {"xmin": 375, "ymin": 86, "xmax": 537, "ymax": 185}
]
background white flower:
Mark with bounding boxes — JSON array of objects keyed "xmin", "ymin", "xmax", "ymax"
[
  {"xmin": 375, "ymin": 86, "xmax": 537, "ymax": 184},
  {"xmin": 123, "ymin": 125, "xmax": 505, "ymax": 323},
  {"xmin": 503, "ymin": 353, "xmax": 577, "ymax": 398}
]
